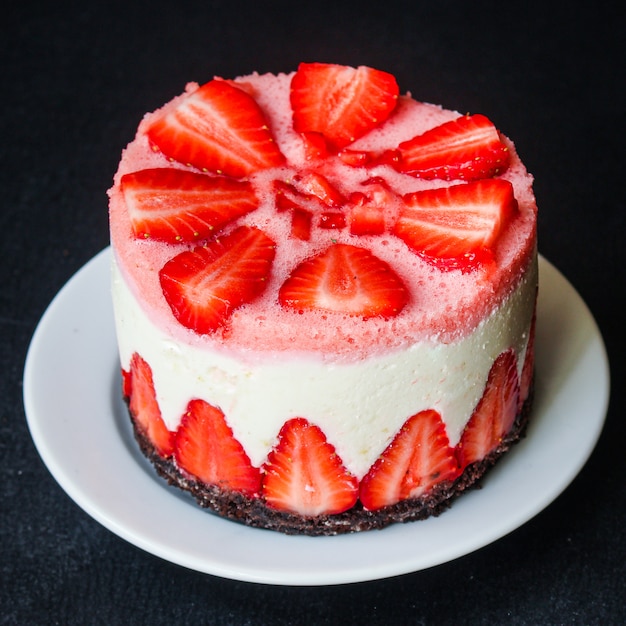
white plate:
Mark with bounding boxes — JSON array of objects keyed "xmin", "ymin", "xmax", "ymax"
[{"xmin": 23, "ymin": 249, "xmax": 609, "ymax": 586}]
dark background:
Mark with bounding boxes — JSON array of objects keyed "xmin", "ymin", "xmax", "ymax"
[{"xmin": 2, "ymin": 1, "xmax": 624, "ymax": 624}]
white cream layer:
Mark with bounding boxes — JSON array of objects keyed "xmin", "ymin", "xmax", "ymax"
[{"xmin": 112, "ymin": 253, "xmax": 537, "ymax": 479}]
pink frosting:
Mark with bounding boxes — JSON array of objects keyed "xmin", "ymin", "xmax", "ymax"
[{"xmin": 108, "ymin": 71, "xmax": 537, "ymax": 361}]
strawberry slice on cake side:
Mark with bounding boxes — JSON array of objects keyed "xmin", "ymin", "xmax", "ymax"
[
  {"xmin": 125, "ymin": 352, "xmax": 175, "ymax": 458},
  {"xmin": 359, "ymin": 409, "xmax": 460, "ymax": 512},
  {"xmin": 455, "ymin": 349, "xmax": 520, "ymax": 470},
  {"xmin": 174, "ymin": 399, "xmax": 261, "ymax": 497},
  {"xmin": 261, "ymin": 418, "xmax": 359, "ymax": 517}
]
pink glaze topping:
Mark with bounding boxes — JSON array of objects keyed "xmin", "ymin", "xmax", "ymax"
[{"xmin": 109, "ymin": 71, "xmax": 537, "ymax": 360}]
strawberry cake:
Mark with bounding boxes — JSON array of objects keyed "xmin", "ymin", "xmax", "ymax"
[{"xmin": 108, "ymin": 63, "xmax": 537, "ymax": 535}]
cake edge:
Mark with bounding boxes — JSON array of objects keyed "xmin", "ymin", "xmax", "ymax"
[{"xmin": 126, "ymin": 380, "xmax": 534, "ymax": 536}]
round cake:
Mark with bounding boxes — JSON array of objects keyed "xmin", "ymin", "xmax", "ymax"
[{"xmin": 108, "ymin": 63, "xmax": 537, "ymax": 535}]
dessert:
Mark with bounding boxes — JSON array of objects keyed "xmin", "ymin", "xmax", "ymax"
[{"xmin": 108, "ymin": 63, "xmax": 537, "ymax": 535}]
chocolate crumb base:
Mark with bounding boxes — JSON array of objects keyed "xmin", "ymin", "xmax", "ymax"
[{"xmin": 127, "ymin": 383, "xmax": 533, "ymax": 536}]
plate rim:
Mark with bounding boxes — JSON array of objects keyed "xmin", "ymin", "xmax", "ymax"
[{"xmin": 23, "ymin": 248, "xmax": 610, "ymax": 585}]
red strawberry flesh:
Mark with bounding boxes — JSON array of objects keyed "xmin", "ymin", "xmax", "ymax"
[
  {"xmin": 128, "ymin": 353, "xmax": 175, "ymax": 457},
  {"xmin": 261, "ymin": 417, "xmax": 358, "ymax": 516},
  {"xmin": 147, "ymin": 79, "xmax": 285, "ymax": 178},
  {"xmin": 279, "ymin": 243, "xmax": 409, "ymax": 318},
  {"xmin": 159, "ymin": 225, "xmax": 276, "ymax": 334},
  {"xmin": 174, "ymin": 399, "xmax": 261, "ymax": 495},
  {"xmin": 295, "ymin": 171, "xmax": 345, "ymax": 207},
  {"xmin": 318, "ymin": 211, "xmax": 346, "ymax": 229},
  {"xmin": 291, "ymin": 62, "xmax": 399, "ymax": 151},
  {"xmin": 290, "ymin": 207, "xmax": 313, "ymax": 240},
  {"xmin": 394, "ymin": 113, "xmax": 510, "ymax": 181},
  {"xmin": 393, "ymin": 178, "xmax": 518, "ymax": 271},
  {"xmin": 456, "ymin": 349, "xmax": 520, "ymax": 469},
  {"xmin": 121, "ymin": 168, "xmax": 259, "ymax": 243},
  {"xmin": 359, "ymin": 409, "xmax": 459, "ymax": 511}
]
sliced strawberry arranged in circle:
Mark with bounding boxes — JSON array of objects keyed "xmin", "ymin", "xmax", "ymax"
[
  {"xmin": 359, "ymin": 409, "xmax": 460, "ymax": 511},
  {"xmin": 128, "ymin": 352, "xmax": 175, "ymax": 457},
  {"xmin": 392, "ymin": 113, "xmax": 510, "ymax": 181},
  {"xmin": 456, "ymin": 348, "xmax": 520, "ymax": 469},
  {"xmin": 121, "ymin": 168, "xmax": 259, "ymax": 243},
  {"xmin": 290, "ymin": 62, "xmax": 399, "ymax": 151},
  {"xmin": 278, "ymin": 243, "xmax": 409, "ymax": 318},
  {"xmin": 147, "ymin": 79, "xmax": 285, "ymax": 178},
  {"xmin": 393, "ymin": 178, "xmax": 518, "ymax": 271},
  {"xmin": 159, "ymin": 225, "xmax": 276, "ymax": 335},
  {"xmin": 261, "ymin": 417, "xmax": 358, "ymax": 516},
  {"xmin": 174, "ymin": 399, "xmax": 261, "ymax": 496}
]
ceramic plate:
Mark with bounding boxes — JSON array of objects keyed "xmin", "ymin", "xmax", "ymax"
[{"xmin": 24, "ymin": 249, "xmax": 609, "ymax": 585}]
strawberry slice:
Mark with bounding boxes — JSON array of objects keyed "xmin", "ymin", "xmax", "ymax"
[
  {"xmin": 348, "ymin": 179, "xmax": 400, "ymax": 236},
  {"xmin": 290, "ymin": 62, "xmax": 399, "ymax": 151},
  {"xmin": 147, "ymin": 79, "xmax": 285, "ymax": 178},
  {"xmin": 272, "ymin": 180, "xmax": 318, "ymax": 240},
  {"xmin": 300, "ymin": 131, "xmax": 330, "ymax": 161},
  {"xmin": 393, "ymin": 179, "xmax": 518, "ymax": 271},
  {"xmin": 290, "ymin": 206, "xmax": 313, "ymax": 240},
  {"xmin": 359, "ymin": 410, "xmax": 460, "ymax": 511},
  {"xmin": 338, "ymin": 149, "xmax": 373, "ymax": 167},
  {"xmin": 278, "ymin": 243, "xmax": 409, "ymax": 318},
  {"xmin": 159, "ymin": 225, "xmax": 276, "ymax": 334},
  {"xmin": 348, "ymin": 195, "xmax": 386, "ymax": 236},
  {"xmin": 393, "ymin": 113, "xmax": 510, "ymax": 181},
  {"xmin": 174, "ymin": 399, "xmax": 261, "ymax": 495},
  {"xmin": 272, "ymin": 178, "xmax": 322, "ymax": 213},
  {"xmin": 294, "ymin": 171, "xmax": 346, "ymax": 208},
  {"xmin": 128, "ymin": 352, "xmax": 175, "ymax": 457},
  {"xmin": 121, "ymin": 168, "xmax": 259, "ymax": 243},
  {"xmin": 272, "ymin": 179, "xmax": 304, "ymax": 212},
  {"xmin": 261, "ymin": 418, "xmax": 358, "ymax": 516},
  {"xmin": 121, "ymin": 367, "xmax": 132, "ymax": 398},
  {"xmin": 318, "ymin": 211, "xmax": 346, "ymax": 229},
  {"xmin": 456, "ymin": 349, "xmax": 520, "ymax": 469}
]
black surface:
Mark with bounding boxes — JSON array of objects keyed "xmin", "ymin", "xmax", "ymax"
[{"xmin": 2, "ymin": 1, "xmax": 624, "ymax": 624}]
